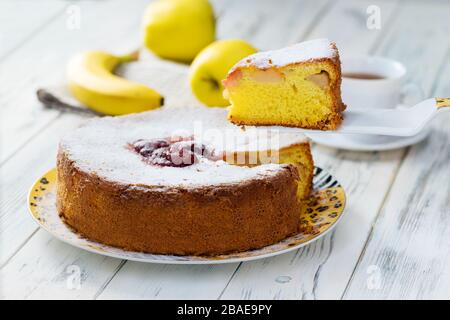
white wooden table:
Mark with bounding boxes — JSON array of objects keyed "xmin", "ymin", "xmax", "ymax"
[{"xmin": 1, "ymin": 0, "xmax": 449, "ymax": 300}]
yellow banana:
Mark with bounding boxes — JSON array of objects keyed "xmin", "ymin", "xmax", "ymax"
[{"xmin": 67, "ymin": 50, "xmax": 164, "ymax": 115}]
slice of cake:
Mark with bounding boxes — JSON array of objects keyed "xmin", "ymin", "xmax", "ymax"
[
  {"xmin": 223, "ymin": 38, "xmax": 346, "ymax": 130},
  {"xmin": 57, "ymin": 107, "xmax": 313, "ymax": 255}
]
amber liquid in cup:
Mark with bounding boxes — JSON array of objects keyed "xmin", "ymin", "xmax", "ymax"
[{"xmin": 342, "ymin": 72, "xmax": 385, "ymax": 80}]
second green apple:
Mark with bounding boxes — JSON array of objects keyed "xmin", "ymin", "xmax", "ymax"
[{"xmin": 189, "ymin": 39, "xmax": 257, "ymax": 107}]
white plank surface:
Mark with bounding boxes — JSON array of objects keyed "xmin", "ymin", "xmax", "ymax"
[
  {"xmin": 0, "ymin": 231, "xmax": 123, "ymax": 300},
  {"xmin": 0, "ymin": 114, "xmax": 85, "ymax": 267},
  {"xmin": 0, "ymin": 0, "xmax": 330, "ymax": 300},
  {"xmin": 97, "ymin": 263, "xmax": 239, "ymax": 300},
  {"xmin": 219, "ymin": 0, "xmax": 450, "ymax": 300},
  {"xmin": 0, "ymin": 0, "xmax": 156, "ymax": 265},
  {"xmin": 220, "ymin": 0, "xmax": 404, "ymax": 300},
  {"xmin": 345, "ymin": 117, "xmax": 450, "ymax": 299},
  {"xmin": 215, "ymin": 0, "xmax": 332, "ymax": 50},
  {"xmin": 0, "ymin": 0, "xmax": 150, "ymax": 164},
  {"xmin": 314, "ymin": 0, "xmax": 450, "ymax": 300},
  {"xmin": 0, "ymin": 0, "xmax": 152, "ymax": 298},
  {"xmin": 344, "ymin": 115, "xmax": 450, "ymax": 299},
  {"xmin": 344, "ymin": 3, "xmax": 450, "ymax": 297},
  {"xmin": 0, "ymin": 0, "xmax": 67, "ymax": 58},
  {"xmin": 0, "ymin": 0, "xmax": 449, "ymax": 300}
]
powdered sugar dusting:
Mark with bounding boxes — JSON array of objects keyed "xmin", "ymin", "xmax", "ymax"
[
  {"xmin": 60, "ymin": 107, "xmax": 308, "ymax": 188},
  {"xmin": 229, "ymin": 39, "xmax": 337, "ymax": 73}
]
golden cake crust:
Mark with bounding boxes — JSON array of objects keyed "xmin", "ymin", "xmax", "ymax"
[{"xmin": 57, "ymin": 150, "xmax": 302, "ymax": 256}]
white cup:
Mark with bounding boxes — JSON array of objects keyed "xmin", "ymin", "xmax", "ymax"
[
  {"xmin": 342, "ymin": 55, "xmax": 411, "ymax": 109},
  {"xmin": 340, "ymin": 56, "xmax": 423, "ymax": 142}
]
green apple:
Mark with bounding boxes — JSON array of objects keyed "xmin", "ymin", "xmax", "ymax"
[
  {"xmin": 142, "ymin": 0, "xmax": 215, "ymax": 63},
  {"xmin": 189, "ymin": 39, "xmax": 257, "ymax": 106}
]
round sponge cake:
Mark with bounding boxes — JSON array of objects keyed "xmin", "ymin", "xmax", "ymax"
[{"xmin": 56, "ymin": 107, "xmax": 313, "ymax": 255}]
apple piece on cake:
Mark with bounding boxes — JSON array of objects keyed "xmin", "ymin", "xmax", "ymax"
[{"xmin": 223, "ymin": 39, "xmax": 346, "ymax": 130}]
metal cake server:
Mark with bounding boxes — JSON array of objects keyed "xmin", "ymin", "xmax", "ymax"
[{"xmin": 254, "ymin": 98, "xmax": 450, "ymax": 137}]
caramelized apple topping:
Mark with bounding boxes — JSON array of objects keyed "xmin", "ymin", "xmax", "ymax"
[
  {"xmin": 249, "ymin": 69, "xmax": 284, "ymax": 83},
  {"xmin": 305, "ymin": 71, "xmax": 330, "ymax": 89}
]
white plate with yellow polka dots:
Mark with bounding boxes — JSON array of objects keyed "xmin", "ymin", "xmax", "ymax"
[{"xmin": 28, "ymin": 166, "xmax": 346, "ymax": 264}]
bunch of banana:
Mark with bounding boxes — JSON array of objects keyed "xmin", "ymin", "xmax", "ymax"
[{"xmin": 67, "ymin": 50, "xmax": 163, "ymax": 115}]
